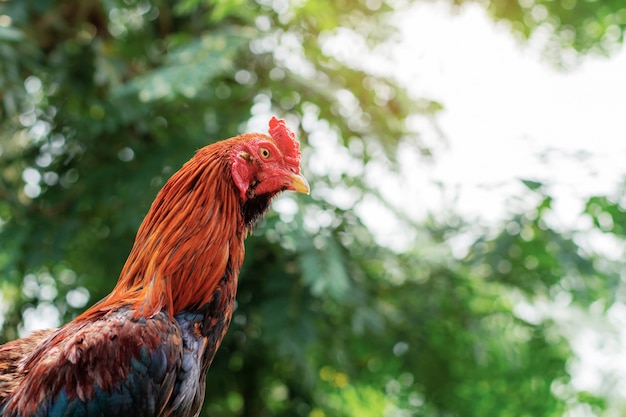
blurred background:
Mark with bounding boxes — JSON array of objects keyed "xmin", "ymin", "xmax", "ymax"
[{"xmin": 1, "ymin": 0, "xmax": 625, "ymax": 415}]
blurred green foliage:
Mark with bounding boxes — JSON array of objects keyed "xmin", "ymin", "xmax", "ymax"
[{"xmin": 0, "ymin": 0, "xmax": 624, "ymax": 416}]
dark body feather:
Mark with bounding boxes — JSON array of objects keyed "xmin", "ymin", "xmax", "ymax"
[{"xmin": 0, "ymin": 257, "xmax": 237, "ymax": 417}]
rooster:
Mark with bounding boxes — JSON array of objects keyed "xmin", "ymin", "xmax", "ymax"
[{"xmin": 0, "ymin": 117, "xmax": 309, "ymax": 417}]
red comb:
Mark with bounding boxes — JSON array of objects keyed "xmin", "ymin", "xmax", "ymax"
[{"xmin": 268, "ymin": 116, "xmax": 301, "ymax": 170}]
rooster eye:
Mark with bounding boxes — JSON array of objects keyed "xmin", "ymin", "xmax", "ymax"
[{"xmin": 260, "ymin": 148, "xmax": 270, "ymax": 159}]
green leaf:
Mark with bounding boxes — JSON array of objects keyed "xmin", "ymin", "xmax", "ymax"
[{"xmin": 520, "ymin": 178, "xmax": 543, "ymax": 191}]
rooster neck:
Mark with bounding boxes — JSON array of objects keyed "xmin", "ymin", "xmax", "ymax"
[{"xmin": 78, "ymin": 143, "xmax": 247, "ymax": 322}]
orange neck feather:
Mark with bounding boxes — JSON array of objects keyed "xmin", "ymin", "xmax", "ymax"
[{"xmin": 77, "ymin": 139, "xmax": 247, "ymax": 321}]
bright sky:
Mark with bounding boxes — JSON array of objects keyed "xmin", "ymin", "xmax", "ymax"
[
  {"xmin": 392, "ymin": 2, "xmax": 626, "ymax": 227},
  {"xmin": 348, "ymin": 1, "xmax": 626, "ymax": 261}
]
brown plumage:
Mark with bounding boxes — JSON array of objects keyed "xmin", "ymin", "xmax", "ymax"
[
  {"xmin": 0, "ymin": 330, "xmax": 56, "ymax": 404},
  {"xmin": 0, "ymin": 117, "xmax": 309, "ymax": 417}
]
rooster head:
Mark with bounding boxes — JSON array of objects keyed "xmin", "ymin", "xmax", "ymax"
[{"xmin": 232, "ymin": 117, "xmax": 310, "ymax": 201}]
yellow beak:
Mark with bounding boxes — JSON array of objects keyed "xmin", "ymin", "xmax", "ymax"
[{"xmin": 288, "ymin": 173, "xmax": 310, "ymax": 195}]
